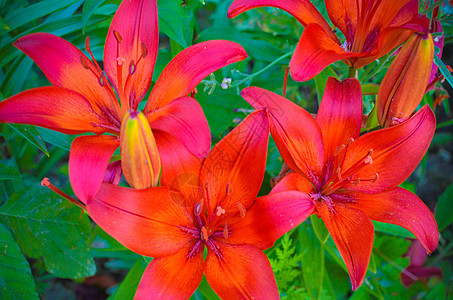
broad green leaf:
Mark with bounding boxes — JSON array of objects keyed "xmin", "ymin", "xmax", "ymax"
[
  {"xmin": 426, "ymin": 282, "xmax": 446, "ymax": 300},
  {"xmin": 8, "ymin": 124, "xmax": 49, "ymax": 157},
  {"xmin": 311, "ymin": 214, "xmax": 329, "ymax": 244},
  {"xmin": 82, "ymin": 0, "xmax": 109, "ymax": 33},
  {"xmin": 299, "ymin": 223, "xmax": 324, "ymax": 299},
  {"xmin": 434, "ymin": 55, "xmax": 453, "ymax": 88},
  {"xmin": 36, "ymin": 127, "xmax": 73, "ymax": 151},
  {"xmin": 2, "ymin": 0, "xmax": 80, "ymax": 35},
  {"xmin": 314, "ymin": 66, "xmax": 338, "ymax": 104},
  {"xmin": 436, "ymin": 183, "xmax": 453, "ymax": 231},
  {"xmin": 361, "ymin": 83, "xmax": 379, "ymax": 95},
  {"xmin": 109, "ymin": 258, "xmax": 147, "ymax": 300},
  {"xmin": 158, "ymin": 0, "xmax": 189, "ymax": 48},
  {"xmin": 373, "ymin": 221, "xmax": 415, "ymax": 239},
  {"xmin": 0, "ymin": 223, "xmax": 39, "ymax": 300},
  {"xmin": 0, "ymin": 185, "xmax": 96, "ymax": 278},
  {"xmin": 0, "ymin": 159, "xmax": 21, "ymax": 181}
]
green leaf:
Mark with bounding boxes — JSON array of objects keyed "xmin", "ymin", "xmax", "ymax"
[
  {"xmin": 299, "ymin": 223, "xmax": 324, "ymax": 299},
  {"xmin": 0, "ymin": 159, "xmax": 21, "ymax": 182},
  {"xmin": 314, "ymin": 66, "xmax": 338, "ymax": 104},
  {"xmin": 0, "ymin": 223, "xmax": 39, "ymax": 300},
  {"xmin": 2, "ymin": 0, "xmax": 80, "ymax": 35},
  {"xmin": 82, "ymin": 0, "xmax": 109, "ymax": 33},
  {"xmin": 426, "ymin": 282, "xmax": 446, "ymax": 300},
  {"xmin": 434, "ymin": 55, "xmax": 453, "ymax": 88},
  {"xmin": 361, "ymin": 83, "xmax": 379, "ymax": 95},
  {"xmin": 109, "ymin": 258, "xmax": 147, "ymax": 300},
  {"xmin": 0, "ymin": 185, "xmax": 96, "ymax": 278},
  {"xmin": 192, "ymin": 276, "xmax": 220, "ymax": 300},
  {"xmin": 310, "ymin": 214, "xmax": 329, "ymax": 244},
  {"xmin": 373, "ymin": 221, "xmax": 415, "ymax": 239},
  {"xmin": 36, "ymin": 127, "xmax": 73, "ymax": 151},
  {"xmin": 436, "ymin": 183, "xmax": 453, "ymax": 231},
  {"xmin": 157, "ymin": 0, "xmax": 189, "ymax": 48},
  {"xmin": 8, "ymin": 124, "xmax": 49, "ymax": 157}
]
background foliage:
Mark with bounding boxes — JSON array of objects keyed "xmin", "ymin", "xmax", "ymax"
[{"xmin": 0, "ymin": 0, "xmax": 452, "ymax": 299}]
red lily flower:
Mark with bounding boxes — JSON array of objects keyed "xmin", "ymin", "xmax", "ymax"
[
  {"xmin": 240, "ymin": 77, "xmax": 439, "ymax": 289},
  {"xmin": 377, "ymin": 33, "xmax": 434, "ymax": 127},
  {"xmin": 228, "ymin": 0, "xmax": 429, "ymax": 81},
  {"xmin": 0, "ymin": 0, "xmax": 247, "ymax": 200},
  {"xmin": 84, "ymin": 110, "xmax": 314, "ymax": 299}
]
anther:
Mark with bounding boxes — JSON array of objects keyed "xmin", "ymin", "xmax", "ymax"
[
  {"xmin": 336, "ymin": 167, "xmax": 342, "ymax": 181},
  {"xmin": 372, "ymin": 173, "xmax": 379, "ymax": 183},
  {"xmin": 237, "ymin": 202, "xmax": 246, "ymax": 218},
  {"xmin": 334, "ymin": 144, "xmax": 345, "ymax": 156},
  {"xmin": 354, "ymin": 178, "xmax": 361, "ymax": 185},
  {"xmin": 215, "ymin": 206, "xmax": 226, "ymax": 217},
  {"xmin": 226, "ymin": 182, "xmax": 233, "ymax": 196},
  {"xmin": 113, "ymin": 30, "xmax": 123, "ymax": 44},
  {"xmin": 129, "ymin": 61, "xmax": 136, "ymax": 75},
  {"xmin": 200, "ymin": 226, "xmax": 208, "ymax": 242},
  {"xmin": 98, "ymin": 76, "xmax": 105, "ymax": 87},
  {"xmin": 194, "ymin": 201, "xmax": 202, "ymax": 216},
  {"xmin": 367, "ymin": 149, "xmax": 374, "ymax": 156},
  {"xmin": 223, "ymin": 223, "xmax": 229, "ymax": 239},
  {"xmin": 141, "ymin": 42, "xmax": 148, "ymax": 58},
  {"xmin": 80, "ymin": 55, "xmax": 91, "ymax": 69},
  {"xmin": 346, "ymin": 137, "xmax": 355, "ymax": 145}
]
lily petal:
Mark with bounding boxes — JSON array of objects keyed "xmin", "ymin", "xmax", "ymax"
[
  {"xmin": 87, "ymin": 184, "xmax": 194, "ymax": 258},
  {"xmin": 14, "ymin": 33, "xmax": 120, "ymax": 117},
  {"xmin": 317, "ymin": 200, "xmax": 374, "ymax": 290},
  {"xmin": 324, "ymin": 0, "xmax": 358, "ymax": 43},
  {"xmin": 134, "ymin": 245, "xmax": 204, "ymax": 300},
  {"xmin": 147, "ymin": 96, "xmax": 211, "ymax": 158},
  {"xmin": 290, "ymin": 23, "xmax": 362, "ymax": 81},
  {"xmin": 104, "ymin": 0, "xmax": 158, "ymax": 110},
  {"xmin": 0, "ymin": 87, "xmax": 113, "ymax": 134},
  {"xmin": 145, "ymin": 40, "xmax": 247, "ymax": 112},
  {"xmin": 154, "ymin": 132, "xmax": 203, "ymax": 209},
  {"xmin": 270, "ymin": 172, "xmax": 315, "ymax": 194},
  {"xmin": 201, "ymin": 110, "xmax": 269, "ymax": 218},
  {"xmin": 377, "ymin": 33, "xmax": 434, "ymax": 127},
  {"xmin": 69, "ymin": 135, "xmax": 119, "ymax": 204},
  {"xmin": 241, "ymin": 87, "xmax": 324, "ymax": 187},
  {"xmin": 224, "ymin": 191, "xmax": 314, "ymax": 250},
  {"xmin": 342, "ymin": 105, "xmax": 436, "ymax": 193},
  {"xmin": 205, "ymin": 242, "xmax": 279, "ymax": 299},
  {"xmin": 346, "ymin": 187, "xmax": 438, "ymax": 253},
  {"xmin": 227, "ymin": 0, "xmax": 334, "ymax": 38},
  {"xmin": 316, "ymin": 78, "xmax": 362, "ymax": 162}
]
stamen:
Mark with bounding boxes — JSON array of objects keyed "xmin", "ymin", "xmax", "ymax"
[
  {"xmin": 226, "ymin": 182, "xmax": 232, "ymax": 196},
  {"xmin": 237, "ymin": 202, "xmax": 246, "ymax": 218},
  {"xmin": 346, "ymin": 137, "xmax": 355, "ymax": 145},
  {"xmin": 194, "ymin": 201, "xmax": 202, "ymax": 216},
  {"xmin": 80, "ymin": 55, "xmax": 91, "ymax": 69},
  {"xmin": 129, "ymin": 61, "xmax": 136, "ymax": 75},
  {"xmin": 215, "ymin": 206, "xmax": 226, "ymax": 217},
  {"xmin": 41, "ymin": 178, "xmax": 85, "ymax": 210},
  {"xmin": 141, "ymin": 42, "xmax": 148, "ymax": 58},
  {"xmin": 334, "ymin": 144, "xmax": 345, "ymax": 156},
  {"xmin": 336, "ymin": 167, "xmax": 342, "ymax": 181},
  {"xmin": 223, "ymin": 223, "xmax": 229, "ymax": 239},
  {"xmin": 117, "ymin": 57, "xmax": 126, "ymax": 66},
  {"xmin": 200, "ymin": 226, "xmax": 208, "ymax": 242},
  {"xmin": 113, "ymin": 30, "xmax": 123, "ymax": 44},
  {"xmin": 187, "ymin": 239, "xmax": 203, "ymax": 259},
  {"xmin": 372, "ymin": 173, "xmax": 379, "ymax": 183},
  {"xmin": 354, "ymin": 178, "xmax": 361, "ymax": 185},
  {"xmin": 98, "ymin": 75, "xmax": 105, "ymax": 87}
]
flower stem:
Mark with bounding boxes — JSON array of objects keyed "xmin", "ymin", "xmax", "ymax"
[{"xmin": 347, "ymin": 67, "xmax": 357, "ymax": 78}]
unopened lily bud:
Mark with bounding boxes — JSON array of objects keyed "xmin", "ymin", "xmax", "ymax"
[
  {"xmin": 377, "ymin": 33, "xmax": 434, "ymax": 127},
  {"xmin": 120, "ymin": 110, "xmax": 161, "ymax": 189}
]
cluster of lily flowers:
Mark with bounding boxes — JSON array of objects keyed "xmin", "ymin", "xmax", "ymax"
[{"xmin": 0, "ymin": 0, "xmax": 443, "ymax": 298}]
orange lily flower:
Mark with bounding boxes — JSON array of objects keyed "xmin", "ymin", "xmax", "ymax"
[
  {"xmin": 0, "ymin": 0, "xmax": 247, "ymax": 200},
  {"xmin": 241, "ymin": 77, "xmax": 439, "ymax": 289},
  {"xmin": 376, "ymin": 33, "xmax": 434, "ymax": 127},
  {"xmin": 84, "ymin": 110, "xmax": 314, "ymax": 299},
  {"xmin": 228, "ymin": 0, "xmax": 429, "ymax": 81}
]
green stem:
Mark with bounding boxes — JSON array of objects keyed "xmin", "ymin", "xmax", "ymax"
[{"xmin": 347, "ymin": 67, "xmax": 357, "ymax": 78}]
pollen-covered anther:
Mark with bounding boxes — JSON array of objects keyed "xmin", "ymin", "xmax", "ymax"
[
  {"xmin": 98, "ymin": 76, "xmax": 105, "ymax": 87},
  {"xmin": 336, "ymin": 167, "xmax": 342, "ymax": 181},
  {"xmin": 237, "ymin": 202, "xmax": 246, "ymax": 218},
  {"xmin": 194, "ymin": 201, "xmax": 203, "ymax": 216},
  {"xmin": 117, "ymin": 57, "xmax": 126, "ymax": 66},
  {"xmin": 215, "ymin": 206, "xmax": 226, "ymax": 217},
  {"xmin": 346, "ymin": 137, "xmax": 355, "ymax": 145},
  {"xmin": 372, "ymin": 173, "xmax": 379, "ymax": 183},
  {"xmin": 129, "ymin": 60, "xmax": 136, "ymax": 75},
  {"xmin": 141, "ymin": 42, "xmax": 148, "ymax": 58},
  {"xmin": 113, "ymin": 30, "xmax": 123, "ymax": 44},
  {"xmin": 334, "ymin": 144, "xmax": 345, "ymax": 156},
  {"xmin": 200, "ymin": 226, "xmax": 208, "ymax": 242},
  {"xmin": 223, "ymin": 223, "xmax": 229, "ymax": 239},
  {"xmin": 364, "ymin": 155, "xmax": 373, "ymax": 165},
  {"xmin": 80, "ymin": 55, "xmax": 91, "ymax": 69}
]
